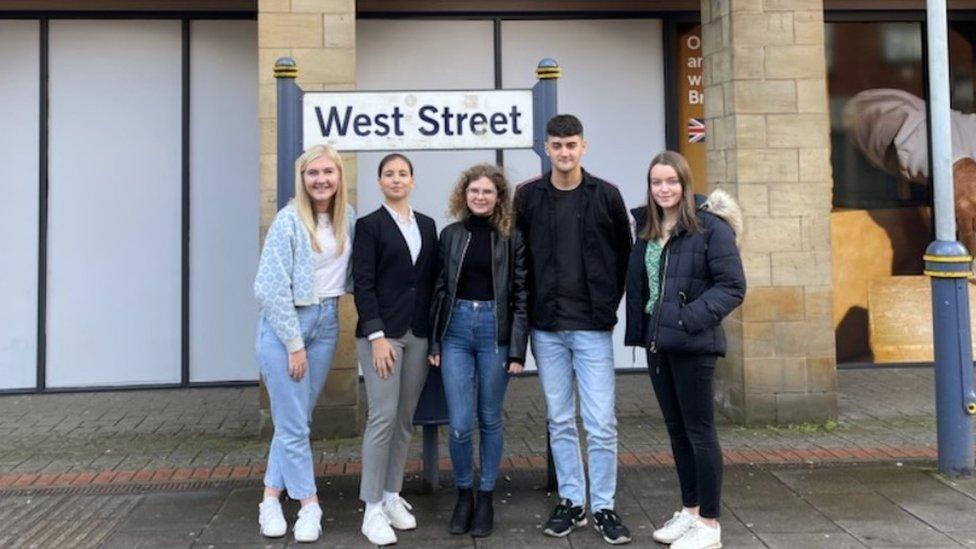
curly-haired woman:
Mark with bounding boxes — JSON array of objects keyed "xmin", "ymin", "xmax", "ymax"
[{"xmin": 428, "ymin": 163, "xmax": 528, "ymax": 537}]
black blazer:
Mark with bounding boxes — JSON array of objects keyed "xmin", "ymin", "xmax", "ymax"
[{"xmin": 353, "ymin": 207, "xmax": 439, "ymax": 339}]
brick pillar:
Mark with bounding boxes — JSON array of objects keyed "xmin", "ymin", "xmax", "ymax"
[
  {"xmin": 258, "ymin": 0, "xmax": 360, "ymax": 438},
  {"xmin": 701, "ymin": 0, "xmax": 837, "ymax": 423}
]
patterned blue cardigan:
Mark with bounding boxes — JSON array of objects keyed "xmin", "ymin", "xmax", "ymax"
[{"xmin": 254, "ymin": 203, "xmax": 356, "ymax": 353}]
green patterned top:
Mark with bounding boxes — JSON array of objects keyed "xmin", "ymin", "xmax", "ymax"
[{"xmin": 644, "ymin": 239, "xmax": 664, "ymax": 314}]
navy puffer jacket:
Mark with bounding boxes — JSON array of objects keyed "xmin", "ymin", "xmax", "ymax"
[{"xmin": 624, "ymin": 190, "xmax": 746, "ymax": 356}]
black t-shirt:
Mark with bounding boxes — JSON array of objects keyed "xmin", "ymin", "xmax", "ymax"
[
  {"xmin": 549, "ymin": 182, "xmax": 594, "ymax": 330},
  {"xmin": 457, "ymin": 215, "xmax": 494, "ymax": 301}
]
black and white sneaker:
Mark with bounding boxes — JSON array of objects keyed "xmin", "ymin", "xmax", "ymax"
[
  {"xmin": 593, "ymin": 509, "xmax": 632, "ymax": 545},
  {"xmin": 542, "ymin": 499, "xmax": 587, "ymax": 537}
]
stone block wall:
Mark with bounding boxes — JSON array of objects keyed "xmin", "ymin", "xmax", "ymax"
[
  {"xmin": 258, "ymin": 0, "xmax": 360, "ymax": 438},
  {"xmin": 701, "ymin": 0, "xmax": 838, "ymax": 423}
]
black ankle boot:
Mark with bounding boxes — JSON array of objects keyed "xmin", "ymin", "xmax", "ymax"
[
  {"xmin": 470, "ymin": 490, "xmax": 494, "ymax": 537},
  {"xmin": 449, "ymin": 488, "xmax": 474, "ymax": 534}
]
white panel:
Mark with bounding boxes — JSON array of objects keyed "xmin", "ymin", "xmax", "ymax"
[
  {"xmin": 47, "ymin": 21, "xmax": 182, "ymax": 387},
  {"xmin": 356, "ymin": 20, "xmax": 496, "ymax": 234},
  {"xmin": 502, "ymin": 20, "xmax": 666, "ymax": 369},
  {"xmin": 0, "ymin": 21, "xmax": 39, "ymax": 390},
  {"xmin": 189, "ymin": 20, "xmax": 259, "ymax": 382}
]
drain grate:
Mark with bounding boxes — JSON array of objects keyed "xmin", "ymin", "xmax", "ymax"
[{"xmin": 0, "ymin": 477, "xmax": 262, "ymax": 498}]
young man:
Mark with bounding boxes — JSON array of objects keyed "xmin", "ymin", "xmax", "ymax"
[{"xmin": 514, "ymin": 114, "xmax": 633, "ymax": 544}]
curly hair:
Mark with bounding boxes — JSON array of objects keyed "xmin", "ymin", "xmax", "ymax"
[{"xmin": 447, "ymin": 164, "xmax": 513, "ymax": 237}]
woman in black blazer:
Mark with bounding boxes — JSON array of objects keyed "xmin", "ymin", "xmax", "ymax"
[{"xmin": 353, "ymin": 153, "xmax": 439, "ymax": 546}]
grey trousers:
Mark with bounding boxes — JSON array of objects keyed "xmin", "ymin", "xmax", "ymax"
[{"xmin": 357, "ymin": 331, "xmax": 429, "ymax": 503}]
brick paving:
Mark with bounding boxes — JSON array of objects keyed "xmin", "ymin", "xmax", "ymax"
[
  {"xmin": 0, "ymin": 368, "xmax": 968, "ymax": 490},
  {"xmin": 4, "ymin": 464, "xmax": 976, "ymax": 548}
]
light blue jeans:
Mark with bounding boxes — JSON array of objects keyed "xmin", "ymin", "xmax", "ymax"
[
  {"xmin": 532, "ymin": 329, "xmax": 618, "ymax": 512},
  {"xmin": 256, "ymin": 298, "xmax": 339, "ymax": 500},
  {"xmin": 440, "ymin": 300, "xmax": 510, "ymax": 491}
]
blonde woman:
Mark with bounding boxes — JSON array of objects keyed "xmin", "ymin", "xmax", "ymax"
[
  {"xmin": 254, "ymin": 145, "xmax": 355, "ymax": 543},
  {"xmin": 428, "ymin": 164, "xmax": 528, "ymax": 537}
]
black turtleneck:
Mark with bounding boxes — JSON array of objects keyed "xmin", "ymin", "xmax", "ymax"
[{"xmin": 456, "ymin": 215, "xmax": 494, "ymax": 301}]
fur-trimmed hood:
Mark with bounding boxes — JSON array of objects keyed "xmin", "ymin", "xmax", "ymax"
[
  {"xmin": 630, "ymin": 188, "xmax": 744, "ymax": 249},
  {"xmin": 698, "ymin": 189, "xmax": 743, "ymax": 248},
  {"xmin": 625, "ymin": 189, "xmax": 747, "ymax": 355}
]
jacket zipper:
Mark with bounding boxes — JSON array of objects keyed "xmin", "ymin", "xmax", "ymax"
[
  {"xmin": 649, "ymin": 242, "xmax": 671, "ymax": 374},
  {"xmin": 490, "ymin": 231, "xmax": 499, "ymax": 356},
  {"xmin": 442, "ymin": 231, "xmax": 471, "ymax": 339}
]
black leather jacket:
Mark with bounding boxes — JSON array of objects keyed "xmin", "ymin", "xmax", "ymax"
[{"xmin": 429, "ymin": 220, "xmax": 530, "ymax": 363}]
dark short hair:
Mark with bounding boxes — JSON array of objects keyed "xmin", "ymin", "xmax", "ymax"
[
  {"xmin": 377, "ymin": 153, "xmax": 414, "ymax": 177},
  {"xmin": 545, "ymin": 114, "xmax": 584, "ymax": 138}
]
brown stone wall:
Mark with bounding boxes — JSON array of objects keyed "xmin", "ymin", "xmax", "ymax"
[
  {"xmin": 258, "ymin": 0, "xmax": 359, "ymax": 438},
  {"xmin": 702, "ymin": 0, "xmax": 838, "ymax": 423}
]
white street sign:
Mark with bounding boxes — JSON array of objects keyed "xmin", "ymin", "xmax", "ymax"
[{"xmin": 302, "ymin": 90, "xmax": 533, "ymax": 151}]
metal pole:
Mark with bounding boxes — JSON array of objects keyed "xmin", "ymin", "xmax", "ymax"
[
  {"xmin": 532, "ymin": 58, "xmax": 560, "ymax": 174},
  {"xmin": 532, "ymin": 58, "xmax": 560, "ymax": 492},
  {"xmin": 274, "ymin": 57, "xmax": 302, "ymax": 209},
  {"xmin": 421, "ymin": 424, "xmax": 439, "ymax": 493},
  {"xmin": 924, "ymin": 0, "xmax": 976, "ymax": 477}
]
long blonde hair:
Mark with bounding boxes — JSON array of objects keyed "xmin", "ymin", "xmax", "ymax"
[
  {"xmin": 641, "ymin": 150, "xmax": 699, "ymax": 241},
  {"xmin": 292, "ymin": 145, "xmax": 348, "ymax": 255},
  {"xmin": 447, "ymin": 163, "xmax": 513, "ymax": 237}
]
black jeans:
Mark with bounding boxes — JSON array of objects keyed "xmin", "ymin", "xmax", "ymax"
[{"xmin": 647, "ymin": 349, "xmax": 722, "ymax": 518}]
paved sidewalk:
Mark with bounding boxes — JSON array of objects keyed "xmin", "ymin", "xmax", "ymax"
[
  {"xmin": 3, "ymin": 463, "xmax": 976, "ymax": 547},
  {"xmin": 0, "ymin": 368, "xmax": 964, "ymax": 490}
]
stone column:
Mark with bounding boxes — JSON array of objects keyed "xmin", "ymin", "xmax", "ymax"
[
  {"xmin": 701, "ymin": 0, "xmax": 837, "ymax": 423},
  {"xmin": 258, "ymin": 0, "xmax": 359, "ymax": 438}
]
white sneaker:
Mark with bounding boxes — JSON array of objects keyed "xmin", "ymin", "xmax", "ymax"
[
  {"xmin": 361, "ymin": 508, "xmax": 397, "ymax": 545},
  {"xmin": 652, "ymin": 510, "xmax": 699, "ymax": 544},
  {"xmin": 294, "ymin": 503, "xmax": 323, "ymax": 543},
  {"xmin": 672, "ymin": 521, "xmax": 721, "ymax": 549},
  {"xmin": 383, "ymin": 495, "xmax": 417, "ymax": 530},
  {"xmin": 258, "ymin": 498, "xmax": 287, "ymax": 538}
]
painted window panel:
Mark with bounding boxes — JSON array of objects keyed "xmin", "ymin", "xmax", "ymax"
[
  {"xmin": 47, "ymin": 20, "xmax": 182, "ymax": 387},
  {"xmin": 0, "ymin": 21, "xmax": 40, "ymax": 390},
  {"xmin": 189, "ymin": 20, "xmax": 260, "ymax": 382}
]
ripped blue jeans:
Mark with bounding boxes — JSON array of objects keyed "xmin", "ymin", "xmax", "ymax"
[{"xmin": 439, "ymin": 300, "xmax": 510, "ymax": 491}]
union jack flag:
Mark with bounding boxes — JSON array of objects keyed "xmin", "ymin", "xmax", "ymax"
[{"xmin": 687, "ymin": 118, "xmax": 705, "ymax": 144}]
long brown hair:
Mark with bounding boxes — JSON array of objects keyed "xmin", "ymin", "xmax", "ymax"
[
  {"xmin": 447, "ymin": 164, "xmax": 513, "ymax": 237},
  {"xmin": 640, "ymin": 150, "xmax": 699, "ymax": 241}
]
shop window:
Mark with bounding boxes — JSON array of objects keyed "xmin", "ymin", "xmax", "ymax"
[
  {"xmin": 827, "ymin": 21, "xmax": 929, "ymax": 363},
  {"xmin": 827, "ymin": 18, "xmax": 976, "ymax": 365},
  {"xmin": 828, "ymin": 22, "xmax": 928, "ymax": 210}
]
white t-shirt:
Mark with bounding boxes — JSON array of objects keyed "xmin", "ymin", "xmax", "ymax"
[{"xmin": 312, "ymin": 213, "xmax": 352, "ymax": 299}]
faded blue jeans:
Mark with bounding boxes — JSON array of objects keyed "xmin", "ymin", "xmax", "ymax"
[
  {"xmin": 256, "ymin": 298, "xmax": 339, "ymax": 500},
  {"xmin": 440, "ymin": 300, "xmax": 510, "ymax": 492},
  {"xmin": 531, "ymin": 329, "xmax": 618, "ymax": 512}
]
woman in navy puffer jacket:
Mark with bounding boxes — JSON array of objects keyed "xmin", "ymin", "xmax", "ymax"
[{"xmin": 624, "ymin": 150, "xmax": 745, "ymax": 549}]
